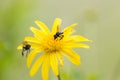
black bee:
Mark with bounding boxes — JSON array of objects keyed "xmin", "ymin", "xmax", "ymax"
[
  {"xmin": 54, "ymin": 25, "xmax": 64, "ymax": 40},
  {"xmin": 22, "ymin": 41, "xmax": 31, "ymax": 57},
  {"xmin": 54, "ymin": 32, "xmax": 64, "ymax": 40}
]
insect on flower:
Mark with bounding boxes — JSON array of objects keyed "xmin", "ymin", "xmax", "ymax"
[
  {"xmin": 54, "ymin": 25, "xmax": 64, "ymax": 40},
  {"xmin": 21, "ymin": 41, "xmax": 31, "ymax": 57},
  {"xmin": 17, "ymin": 18, "xmax": 92, "ymax": 80}
]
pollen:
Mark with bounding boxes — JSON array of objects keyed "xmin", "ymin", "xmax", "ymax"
[{"xmin": 41, "ymin": 34, "xmax": 63, "ymax": 53}]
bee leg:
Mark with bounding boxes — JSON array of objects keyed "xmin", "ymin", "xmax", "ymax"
[
  {"xmin": 60, "ymin": 35, "xmax": 64, "ymax": 40},
  {"xmin": 26, "ymin": 50, "xmax": 29, "ymax": 57},
  {"xmin": 22, "ymin": 48, "xmax": 25, "ymax": 56},
  {"xmin": 26, "ymin": 51, "xmax": 28, "ymax": 57},
  {"xmin": 28, "ymin": 49, "xmax": 31, "ymax": 54},
  {"xmin": 26, "ymin": 49, "xmax": 30, "ymax": 57}
]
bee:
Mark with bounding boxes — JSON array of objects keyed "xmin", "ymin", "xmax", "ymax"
[
  {"xmin": 54, "ymin": 32, "xmax": 64, "ymax": 40},
  {"xmin": 22, "ymin": 41, "xmax": 31, "ymax": 57},
  {"xmin": 54, "ymin": 25, "xmax": 64, "ymax": 40}
]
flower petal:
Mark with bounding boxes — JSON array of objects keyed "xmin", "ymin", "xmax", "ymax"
[
  {"xmin": 30, "ymin": 27, "xmax": 45, "ymax": 39},
  {"xmin": 70, "ymin": 35, "xmax": 92, "ymax": 42},
  {"xmin": 63, "ymin": 49, "xmax": 80, "ymax": 66},
  {"xmin": 35, "ymin": 21, "xmax": 50, "ymax": 34},
  {"xmin": 27, "ymin": 48, "xmax": 42, "ymax": 68},
  {"xmin": 50, "ymin": 53, "xmax": 58, "ymax": 75},
  {"xmin": 63, "ymin": 23, "xmax": 78, "ymax": 35},
  {"xmin": 30, "ymin": 54, "xmax": 44, "ymax": 77},
  {"xmin": 57, "ymin": 52, "xmax": 64, "ymax": 66},
  {"xmin": 42, "ymin": 53, "xmax": 50, "ymax": 80},
  {"xmin": 30, "ymin": 43, "xmax": 41, "ymax": 49},
  {"xmin": 64, "ymin": 43, "xmax": 90, "ymax": 49},
  {"xmin": 62, "ymin": 23, "xmax": 78, "ymax": 40},
  {"xmin": 24, "ymin": 37, "xmax": 41, "ymax": 44},
  {"xmin": 52, "ymin": 18, "xmax": 62, "ymax": 34}
]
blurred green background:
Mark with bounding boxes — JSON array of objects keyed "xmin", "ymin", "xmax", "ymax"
[{"xmin": 0, "ymin": 0, "xmax": 120, "ymax": 80}]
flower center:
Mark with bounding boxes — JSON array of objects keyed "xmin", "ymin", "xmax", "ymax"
[{"xmin": 41, "ymin": 34, "xmax": 63, "ymax": 53}]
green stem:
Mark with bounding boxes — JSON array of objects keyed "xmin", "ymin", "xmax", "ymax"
[
  {"xmin": 57, "ymin": 66, "xmax": 61, "ymax": 80},
  {"xmin": 57, "ymin": 74, "xmax": 61, "ymax": 80}
]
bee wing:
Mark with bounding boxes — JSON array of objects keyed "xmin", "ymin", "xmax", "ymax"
[
  {"xmin": 17, "ymin": 44, "xmax": 23, "ymax": 49},
  {"xmin": 23, "ymin": 41, "xmax": 28, "ymax": 45}
]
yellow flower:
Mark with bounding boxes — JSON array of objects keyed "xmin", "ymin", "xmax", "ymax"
[{"xmin": 17, "ymin": 18, "xmax": 91, "ymax": 80}]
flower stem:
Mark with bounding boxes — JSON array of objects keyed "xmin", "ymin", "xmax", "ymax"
[
  {"xmin": 57, "ymin": 66, "xmax": 61, "ymax": 80},
  {"xmin": 57, "ymin": 74, "xmax": 61, "ymax": 80}
]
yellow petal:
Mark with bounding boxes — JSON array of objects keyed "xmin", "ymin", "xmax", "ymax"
[
  {"xmin": 35, "ymin": 21, "xmax": 50, "ymax": 34},
  {"xmin": 24, "ymin": 37, "xmax": 41, "ymax": 44},
  {"xmin": 70, "ymin": 35, "xmax": 92, "ymax": 42},
  {"xmin": 30, "ymin": 54, "xmax": 44, "ymax": 77},
  {"xmin": 63, "ymin": 49, "xmax": 80, "ymax": 66},
  {"xmin": 52, "ymin": 18, "xmax": 62, "ymax": 34},
  {"xmin": 50, "ymin": 53, "xmax": 58, "ymax": 75},
  {"xmin": 17, "ymin": 44, "xmax": 23, "ymax": 49},
  {"xmin": 57, "ymin": 52, "xmax": 64, "ymax": 66},
  {"xmin": 62, "ymin": 23, "xmax": 78, "ymax": 40},
  {"xmin": 64, "ymin": 43, "xmax": 90, "ymax": 49},
  {"xmin": 30, "ymin": 43, "xmax": 41, "ymax": 49},
  {"xmin": 42, "ymin": 53, "xmax": 50, "ymax": 80},
  {"xmin": 63, "ymin": 53, "xmax": 81, "ymax": 66},
  {"xmin": 27, "ymin": 48, "xmax": 42, "ymax": 68},
  {"xmin": 63, "ymin": 23, "xmax": 78, "ymax": 35},
  {"xmin": 64, "ymin": 49, "xmax": 80, "ymax": 60},
  {"xmin": 30, "ymin": 27, "xmax": 45, "ymax": 39}
]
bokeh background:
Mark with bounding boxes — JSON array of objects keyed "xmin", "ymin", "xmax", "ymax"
[{"xmin": 0, "ymin": 0, "xmax": 120, "ymax": 80}]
